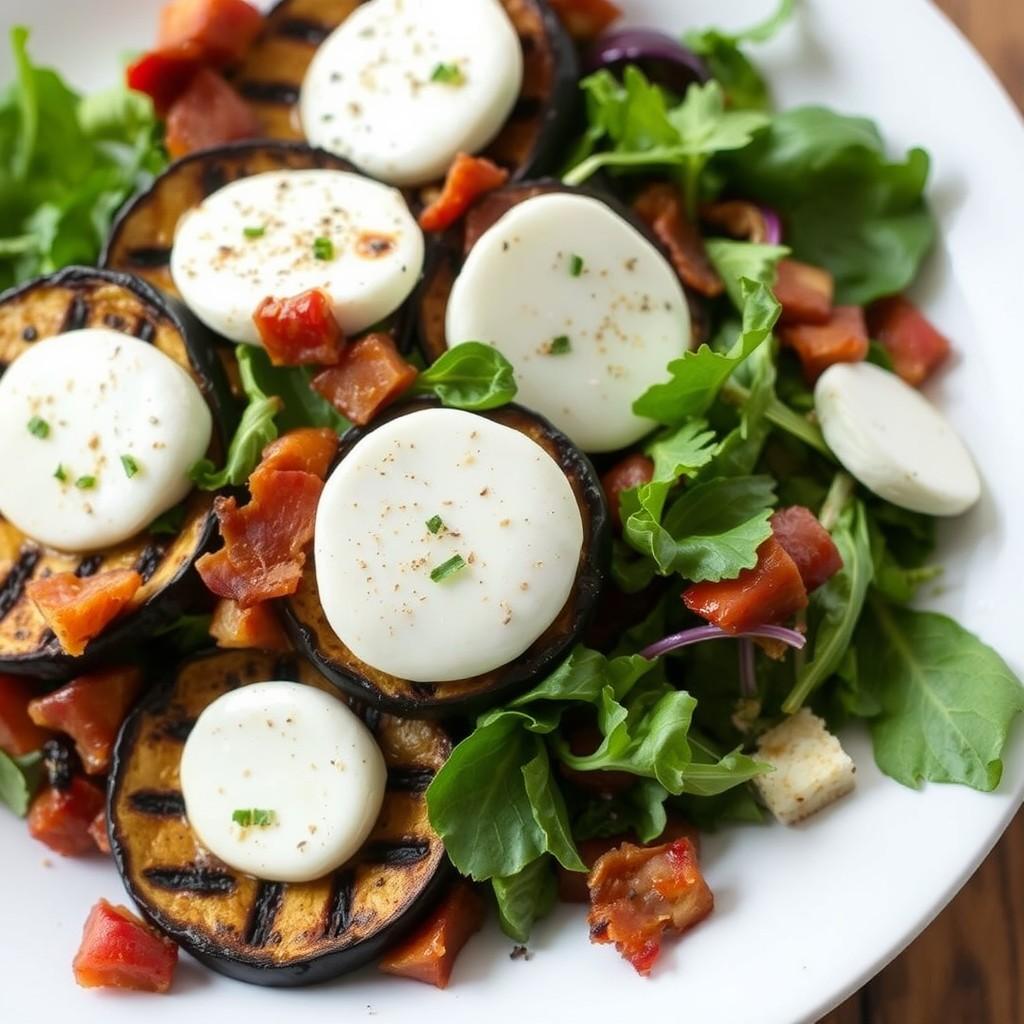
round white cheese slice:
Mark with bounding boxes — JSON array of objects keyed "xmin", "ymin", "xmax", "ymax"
[
  {"xmin": 180, "ymin": 681, "xmax": 386, "ymax": 884},
  {"xmin": 314, "ymin": 407, "xmax": 584, "ymax": 682},
  {"xmin": 445, "ymin": 192, "xmax": 691, "ymax": 453},
  {"xmin": 815, "ymin": 361, "xmax": 981, "ymax": 516},
  {"xmin": 0, "ymin": 328, "xmax": 212, "ymax": 552},
  {"xmin": 170, "ymin": 169, "xmax": 424, "ymax": 345},
  {"xmin": 300, "ymin": 0, "xmax": 523, "ymax": 186}
]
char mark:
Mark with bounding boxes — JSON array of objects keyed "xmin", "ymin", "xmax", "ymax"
[
  {"xmin": 75, "ymin": 555, "xmax": 103, "ymax": 578},
  {"xmin": 273, "ymin": 655, "xmax": 301, "ymax": 681},
  {"xmin": 276, "ymin": 18, "xmax": 329, "ymax": 44},
  {"xmin": 135, "ymin": 319, "xmax": 156, "ymax": 343},
  {"xmin": 323, "ymin": 870, "xmax": 354, "ymax": 939},
  {"xmin": 158, "ymin": 717, "xmax": 196, "ymax": 742},
  {"xmin": 362, "ymin": 840, "xmax": 431, "ymax": 866},
  {"xmin": 0, "ymin": 547, "xmax": 41, "ymax": 621},
  {"xmin": 125, "ymin": 246, "xmax": 172, "ymax": 269},
  {"xmin": 133, "ymin": 543, "xmax": 164, "ymax": 583},
  {"xmin": 510, "ymin": 96, "xmax": 543, "ymax": 121},
  {"xmin": 387, "ymin": 767, "xmax": 435, "ymax": 793},
  {"xmin": 128, "ymin": 790, "xmax": 186, "ymax": 817},
  {"xmin": 237, "ymin": 81, "xmax": 301, "ymax": 106},
  {"xmin": 143, "ymin": 866, "xmax": 237, "ymax": 894},
  {"xmin": 200, "ymin": 163, "xmax": 228, "ymax": 198},
  {"xmin": 245, "ymin": 881, "xmax": 285, "ymax": 947}
]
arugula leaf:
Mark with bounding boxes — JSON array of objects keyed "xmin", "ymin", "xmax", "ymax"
[
  {"xmin": 633, "ymin": 278, "xmax": 780, "ymax": 424},
  {"xmin": 241, "ymin": 346, "xmax": 350, "ymax": 434},
  {"xmin": 412, "ymin": 342, "xmax": 517, "ymax": 411},
  {"xmin": 610, "ymin": 538, "xmax": 658, "ymax": 594},
  {"xmin": 574, "ymin": 779, "xmax": 670, "ymax": 843},
  {"xmin": 867, "ymin": 513, "xmax": 942, "ymax": 605},
  {"xmin": 716, "ymin": 106, "xmax": 935, "ymax": 304},
  {"xmin": 147, "ymin": 503, "xmax": 186, "ymax": 536},
  {"xmin": 705, "ymin": 239, "xmax": 789, "ymax": 310},
  {"xmin": 674, "ymin": 783, "xmax": 764, "ymax": 830},
  {"xmin": 646, "ymin": 418, "xmax": 718, "ymax": 482},
  {"xmin": 857, "ymin": 600, "xmax": 1024, "ymax": 791},
  {"xmin": 492, "ymin": 856, "xmax": 558, "ymax": 943},
  {"xmin": 0, "ymin": 749, "xmax": 43, "ymax": 816},
  {"xmin": 521, "ymin": 746, "xmax": 586, "ymax": 871}
]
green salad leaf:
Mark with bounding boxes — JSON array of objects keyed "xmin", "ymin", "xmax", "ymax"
[
  {"xmin": 493, "ymin": 856, "xmax": 558, "ymax": 943},
  {"xmin": 412, "ymin": 342, "xmax": 517, "ymax": 411},
  {"xmin": 574, "ymin": 779, "xmax": 670, "ymax": 843},
  {"xmin": 0, "ymin": 749, "xmax": 43, "ymax": 816},
  {"xmin": 242, "ymin": 346, "xmax": 351, "ymax": 434},
  {"xmin": 646, "ymin": 418, "xmax": 718, "ymax": 483},
  {"xmin": 704, "ymin": 239, "xmax": 789, "ymax": 309}
]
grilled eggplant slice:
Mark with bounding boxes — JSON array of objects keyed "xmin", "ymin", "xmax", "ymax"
[
  {"xmin": 103, "ymin": 140, "xmax": 356, "ymax": 297},
  {"xmin": 283, "ymin": 398, "xmax": 609, "ymax": 718},
  {"xmin": 109, "ymin": 649, "xmax": 451, "ymax": 986},
  {"xmin": 0, "ymin": 267, "xmax": 235, "ymax": 678},
  {"xmin": 231, "ymin": 0, "xmax": 578, "ymax": 182}
]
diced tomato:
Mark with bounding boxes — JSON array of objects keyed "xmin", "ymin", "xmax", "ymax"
[
  {"xmin": 126, "ymin": 45, "xmax": 203, "ymax": 116},
  {"xmin": 378, "ymin": 882, "xmax": 484, "ymax": 988},
  {"xmin": 419, "ymin": 153, "xmax": 509, "ymax": 233},
  {"xmin": 73, "ymin": 899, "xmax": 178, "ymax": 993},
  {"xmin": 28, "ymin": 777, "xmax": 106, "ymax": 857},
  {"xmin": 258, "ymin": 427, "xmax": 338, "ymax": 478},
  {"xmin": 158, "ymin": 0, "xmax": 264, "ymax": 67},
  {"xmin": 867, "ymin": 295, "xmax": 952, "ymax": 387},
  {"xmin": 28, "ymin": 667, "xmax": 141, "ymax": 776},
  {"xmin": 548, "ymin": 0, "xmax": 622, "ymax": 40},
  {"xmin": 26, "ymin": 570, "xmax": 142, "ymax": 657},
  {"xmin": 774, "ymin": 259, "xmax": 834, "ymax": 325},
  {"xmin": 682, "ymin": 536, "xmax": 808, "ymax": 634},
  {"xmin": 209, "ymin": 598, "xmax": 290, "ymax": 651},
  {"xmin": 779, "ymin": 305, "xmax": 869, "ymax": 384},
  {"xmin": 311, "ymin": 333, "xmax": 418, "ymax": 426},
  {"xmin": 0, "ymin": 675, "xmax": 51, "ymax": 757},
  {"xmin": 600, "ymin": 454, "xmax": 654, "ymax": 530},
  {"xmin": 770, "ymin": 506, "xmax": 843, "ymax": 593},
  {"xmin": 253, "ymin": 289, "xmax": 344, "ymax": 367},
  {"xmin": 165, "ymin": 68, "xmax": 261, "ymax": 159},
  {"xmin": 588, "ymin": 837, "xmax": 713, "ymax": 976},
  {"xmin": 633, "ymin": 184, "xmax": 724, "ymax": 298},
  {"xmin": 89, "ymin": 809, "xmax": 111, "ymax": 855},
  {"xmin": 701, "ymin": 200, "xmax": 771, "ymax": 244}
]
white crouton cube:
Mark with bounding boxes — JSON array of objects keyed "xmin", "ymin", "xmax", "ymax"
[{"xmin": 754, "ymin": 708, "xmax": 855, "ymax": 825}]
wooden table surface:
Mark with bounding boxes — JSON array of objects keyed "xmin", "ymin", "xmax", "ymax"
[{"xmin": 821, "ymin": 3, "xmax": 1024, "ymax": 1022}]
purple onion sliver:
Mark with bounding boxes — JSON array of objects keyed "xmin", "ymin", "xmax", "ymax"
[
  {"xmin": 586, "ymin": 28, "xmax": 710, "ymax": 93},
  {"xmin": 760, "ymin": 206, "xmax": 783, "ymax": 246},
  {"xmin": 738, "ymin": 639, "xmax": 758, "ymax": 698},
  {"xmin": 639, "ymin": 623, "xmax": 806, "ymax": 660}
]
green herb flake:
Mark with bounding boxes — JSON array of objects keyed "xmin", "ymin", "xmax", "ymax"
[
  {"xmin": 120, "ymin": 454, "xmax": 140, "ymax": 478},
  {"xmin": 426, "ymin": 514, "xmax": 445, "ymax": 535},
  {"xmin": 548, "ymin": 335, "xmax": 571, "ymax": 355},
  {"xmin": 243, "ymin": 225, "xmax": 266, "ymax": 239},
  {"xmin": 74, "ymin": 475, "xmax": 96, "ymax": 490},
  {"xmin": 53, "ymin": 464, "xmax": 67, "ymax": 482},
  {"xmin": 232, "ymin": 808, "xmax": 276, "ymax": 827},
  {"xmin": 568, "ymin": 254, "xmax": 584, "ymax": 277},
  {"xmin": 430, "ymin": 554, "xmax": 467, "ymax": 583},
  {"xmin": 26, "ymin": 416, "xmax": 49, "ymax": 439},
  {"xmin": 431, "ymin": 62, "xmax": 465, "ymax": 86},
  {"xmin": 313, "ymin": 236, "xmax": 335, "ymax": 261}
]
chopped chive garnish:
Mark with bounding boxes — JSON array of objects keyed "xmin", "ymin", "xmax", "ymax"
[
  {"xmin": 549, "ymin": 335, "xmax": 572, "ymax": 355},
  {"xmin": 313, "ymin": 236, "xmax": 334, "ymax": 260},
  {"xmin": 121, "ymin": 454, "xmax": 140, "ymax": 478},
  {"xmin": 232, "ymin": 808, "xmax": 276, "ymax": 827},
  {"xmin": 75, "ymin": 475, "xmax": 96, "ymax": 490},
  {"xmin": 27, "ymin": 416, "xmax": 49, "ymax": 439},
  {"xmin": 426, "ymin": 514, "xmax": 445, "ymax": 534},
  {"xmin": 243, "ymin": 225, "xmax": 266, "ymax": 239},
  {"xmin": 430, "ymin": 554, "xmax": 467, "ymax": 583},
  {"xmin": 431, "ymin": 62, "xmax": 465, "ymax": 85},
  {"xmin": 54, "ymin": 464, "xmax": 67, "ymax": 482},
  {"xmin": 569, "ymin": 254, "xmax": 584, "ymax": 277}
]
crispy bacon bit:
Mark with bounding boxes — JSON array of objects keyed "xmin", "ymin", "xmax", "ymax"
[
  {"xmin": 28, "ymin": 668, "xmax": 142, "ymax": 775},
  {"xmin": 126, "ymin": 45, "xmax": 203, "ymax": 116},
  {"xmin": 600, "ymin": 454, "xmax": 655, "ymax": 530},
  {"xmin": 587, "ymin": 837, "xmax": 713, "ymax": 975},
  {"xmin": 548, "ymin": 0, "xmax": 622, "ymax": 40},
  {"xmin": 210, "ymin": 598, "xmax": 290, "ymax": 651},
  {"xmin": 780, "ymin": 305, "xmax": 869, "ymax": 383},
  {"xmin": 158, "ymin": 0, "xmax": 264, "ymax": 66},
  {"xmin": 867, "ymin": 295, "xmax": 952, "ymax": 387},
  {"xmin": 701, "ymin": 200, "xmax": 770, "ymax": 243},
  {"xmin": 73, "ymin": 899, "xmax": 179, "ymax": 993},
  {"xmin": 258, "ymin": 427, "xmax": 338, "ymax": 478},
  {"xmin": 26, "ymin": 570, "xmax": 142, "ymax": 657},
  {"xmin": 683, "ymin": 536, "xmax": 808, "ymax": 634},
  {"xmin": 633, "ymin": 184, "xmax": 724, "ymax": 298},
  {"xmin": 253, "ymin": 289, "xmax": 344, "ymax": 367},
  {"xmin": 770, "ymin": 506, "xmax": 843, "ymax": 593},
  {"xmin": 311, "ymin": 333, "xmax": 418, "ymax": 426},
  {"xmin": 28, "ymin": 777, "xmax": 106, "ymax": 856},
  {"xmin": 419, "ymin": 153, "xmax": 510, "ymax": 233},
  {"xmin": 378, "ymin": 882, "xmax": 484, "ymax": 988},
  {"xmin": 774, "ymin": 259, "xmax": 834, "ymax": 325},
  {"xmin": 0, "ymin": 675, "xmax": 51, "ymax": 757},
  {"xmin": 89, "ymin": 809, "xmax": 111, "ymax": 855},
  {"xmin": 165, "ymin": 68, "xmax": 261, "ymax": 159}
]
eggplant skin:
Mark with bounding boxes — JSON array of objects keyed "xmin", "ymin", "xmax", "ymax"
[
  {"xmin": 108, "ymin": 650, "xmax": 452, "ymax": 987},
  {"xmin": 283, "ymin": 398, "xmax": 611, "ymax": 719},
  {"xmin": 0, "ymin": 266, "xmax": 237, "ymax": 680}
]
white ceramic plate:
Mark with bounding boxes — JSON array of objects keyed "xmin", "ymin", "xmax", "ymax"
[{"xmin": 2, "ymin": 1, "xmax": 1023, "ymax": 1021}]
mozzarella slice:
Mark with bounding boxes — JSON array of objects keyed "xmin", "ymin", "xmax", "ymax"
[
  {"xmin": 445, "ymin": 193, "xmax": 691, "ymax": 453},
  {"xmin": 0, "ymin": 329, "xmax": 212, "ymax": 552},
  {"xmin": 300, "ymin": 0, "xmax": 523, "ymax": 186},
  {"xmin": 315, "ymin": 408, "xmax": 584, "ymax": 682},
  {"xmin": 815, "ymin": 361, "xmax": 981, "ymax": 516},
  {"xmin": 180, "ymin": 681, "xmax": 386, "ymax": 884},
  {"xmin": 171, "ymin": 169, "xmax": 423, "ymax": 345}
]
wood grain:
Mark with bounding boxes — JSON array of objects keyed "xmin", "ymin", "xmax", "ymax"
[{"xmin": 820, "ymin": 3, "xmax": 1024, "ymax": 1022}]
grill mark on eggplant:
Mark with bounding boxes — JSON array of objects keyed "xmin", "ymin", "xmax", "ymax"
[
  {"xmin": 386, "ymin": 767, "xmax": 435, "ymax": 793},
  {"xmin": 360, "ymin": 705, "xmax": 381, "ymax": 733},
  {"xmin": 273, "ymin": 655, "xmax": 301, "ymax": 681},
  {"xmin": 362, "ymin": 840, "xmax": 431, "ymax": 866},
  {"xmin": 200, "ymin": 163, "xmax": 229, "ymax": 198},
  {"xmin": 245, "ymin": 881, "xmax": 285, "ymax": 948},
  {"xmin": 74, "ymin": 555, "xmax": 103, "ymax": 578},
  {"xmin": 125, "ymin": 246, "xmax": 172, "ymax": 269},
  {"xmin": 143, "ymin": 866, "xmax": 237, "ymax": 894},
  {"xmin": 0, "ymin": 547, "xmax": 41, "ymax": 621},
  {"xmin": 276, "ymin": 17, "xmax": 330, "ymax": 44},
  {"xmin": 128, "ymin": 789, "xmax": 186, "ymax": 817},
  {"xmin": 135, "ymin": 318, "xmax": 156, "ymax": 343},
  {"xmin": 409, "ymin": 681, "xmax": 436, "ymax": 700},
  {"xmin": 103, "ymin": 313, "xmax": 127, "ymax": 330},
  {"xmin": 237, "ymin": 80, "xmax": 301, "ymax": 106},
  {"xmin": 510, "ymin": 96, "xmax": 544, "ymax": 121},
  {"xmin": 133, "ymin": 542, "xmax": 165, "ymax": 582},
  {"xmin": 60, "ymin": 292, "xmax": 90, "ymax": 332},
  {"xmin": 323, "ymin": 870, "xmax": 354, "ymax": 939},
  {"xmin": 21, "ymin": 325, "xmax": 38, "ymax": 341},
  {"xmin": 158, "ymin": 716, "xmax": 196, "ymax": 742}
]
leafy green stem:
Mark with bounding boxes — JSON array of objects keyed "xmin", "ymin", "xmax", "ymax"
[{"xmin": 721, "ymin": 380, "xmax": 833, "ymax": 459}]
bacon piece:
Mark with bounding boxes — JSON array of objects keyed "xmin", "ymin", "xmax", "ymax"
[
  {"xmin": 770, "ymin": 506, "xmax": 843, "ymax": 593},
  {"xmin": 867, "ymin": 295, "xmax": 952, "ymax": 387},
  {"xmin": 253, "ymin": 289, "xmax": 344, "ymax": 367},
  {"xmin": 26, "ymin": 570, "xmax": 142, "ymax": 657},
  {"xmin": 0, "ymin": 675, "xmax": 51, "ymax": 757},
  {"xmin": 587, "ymin": 837, "xmax": 713, "ymax": 975},
  {"xmin": 779, "ymin": 305, "xmax": 869, "ymax": 384},
  {"xmin": 28, "ymin": 777, "xmax": 106, "ymax": 857},
  {"xmin": 165, "ymin": 68, "xmax": 261, "ymax": 159},
  {"xmin": 158, "ymin": 0, "xmax": 264, "ymax": 66},
  {"xmin": 419, "ymin": 154, "xmax": 509, "ymax": 233},
  {"xmin": 209, "ymin": 598, "xmax": 290, "ymax": 651},
  {"xmin": 258, "ymin": 427, "xmax": 338, "ymax": 478},
  {"xmin": 548, "ymin": 0, "xmax": 622, "ymax": 40},
  {"xmin": 600, "ymin": 454, "xmax": 655, "ymax": 531},
  {"xmin": 774, "ymin": 259, "xmax": 834, "ymax": 325}
]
